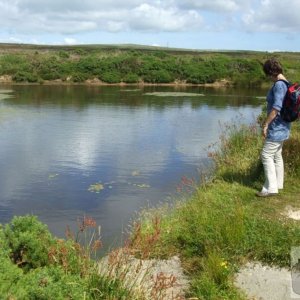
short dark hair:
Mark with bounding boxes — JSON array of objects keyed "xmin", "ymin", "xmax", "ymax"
[{"xmin": 263, "ymin": 58, "xmax": 283, "ymax": 76}]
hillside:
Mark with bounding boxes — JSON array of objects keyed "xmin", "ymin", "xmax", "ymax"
[{"xmin": 0, "ymin": 43, "xmax": 299, "ymax": 86}]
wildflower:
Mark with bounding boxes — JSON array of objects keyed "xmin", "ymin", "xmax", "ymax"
[
  {"xmin": 91, "ymin": 239, "xmax": 102, "ymax": 252},
  {"xmin": 83, "ymin": 216, "xmax": 96, "ymax": 228}
]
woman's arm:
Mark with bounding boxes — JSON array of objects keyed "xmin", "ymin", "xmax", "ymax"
[
  {"xmin": 263, "ymin": 81, "xmax": 287, "ymax": 138},
  {"xmin": 263, "ymin": 108, "xmax": 279, "ymax": 138}
]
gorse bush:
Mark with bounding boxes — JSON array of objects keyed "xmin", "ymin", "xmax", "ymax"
[
  {"xmin": 0, "ymin": 215, "xmax": 132, "ymax": 299},
  {"xmin": 0, "ymin": 54, "xmax": 29, "ymax": 75},
  {"xmin": 72, "ymin": 72, "xmax": 89, "ymax": 82},
  {"xmin": 123, "ymin": 73, "xmax": 140, "ymax": 83},
  {"xmin": 143, "ymin": 69, "xmax": 174, "ymax": 83},
  {"xmin": 1, "ymin": 215, "xmax": 54, "ymax": 271},
  {"xmin": 99, "ymin": 70, "xmax": 122, "ymax": 83},
  {"xmin": 13, "ymin": 71, "xmax": 39, "ymax": 83},
  {"xmin": 6, "ymin": 266, "xmax": 85, "ymax": 299}
]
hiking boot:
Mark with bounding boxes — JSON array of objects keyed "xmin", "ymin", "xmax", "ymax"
[{"xmin": 255, "ymin": 191, "xmax": 278, "ymax": 197}]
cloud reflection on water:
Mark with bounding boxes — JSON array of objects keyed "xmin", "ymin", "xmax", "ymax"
[{"xmin": 0, "ymin": 86, "xmax": 262, "ymax": 242}]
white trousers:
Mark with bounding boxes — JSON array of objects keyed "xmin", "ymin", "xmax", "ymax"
[{"xmin": 261, "ymin": 140, "xmax": 284, "ymax": 194}]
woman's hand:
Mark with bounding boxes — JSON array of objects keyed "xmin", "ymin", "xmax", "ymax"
[
  {"xmin": 263, "ymin": 124, "xmax": 268, "ymax": 138},
  {"xmin": 263, "ymin": 108, "xmax": 279, "ymax": 138}
]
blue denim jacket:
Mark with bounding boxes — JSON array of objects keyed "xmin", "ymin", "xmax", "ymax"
[{"xmin": 266, "ymin": 80, "xmax": 291, "ymax": 142}]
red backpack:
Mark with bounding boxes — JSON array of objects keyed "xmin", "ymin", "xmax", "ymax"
[{"xmin": 279, "ymin": 80, "xmax": 300, "ymax": 122}]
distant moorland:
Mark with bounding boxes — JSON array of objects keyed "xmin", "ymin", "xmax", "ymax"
[{"xmin": 0, "ymin": 43, "xmax": 299, "ymax": 86}]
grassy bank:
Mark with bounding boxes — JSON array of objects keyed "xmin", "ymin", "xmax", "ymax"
[
  {"xmin": 130, "ymin": 117, "xmax": 300, "ymax": 299},
  {"xmin": 1, "ymin": 43, "xmax": 300, "ymax": 86}
]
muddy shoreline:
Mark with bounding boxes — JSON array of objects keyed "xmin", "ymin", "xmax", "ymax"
[{"xmin": 0, "ymin": 76, "xmax": 232, "ymax": 88}]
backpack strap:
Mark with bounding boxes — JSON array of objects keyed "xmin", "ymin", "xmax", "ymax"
[{"xmin": 275, "ymin": 79, "xmax": 290, "ymax": 87}]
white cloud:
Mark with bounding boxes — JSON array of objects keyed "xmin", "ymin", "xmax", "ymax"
[
  {"xmin": 0, "ymin": 0, "xmax": 218, "ymax": 35},
  {"xmin": 17, "ymin": 0, "xmax": 142, "ymax": 13},
  {"xmin": 64, "ymin": 37, "xmax": 77, "ymax": 45},
  {"xmin": 8, "ymin": 36, "xmax": 22, "ymax": 43},
  {"xmin": 106, "ymin": 21, "xmax": 124, "ymax": 32},
  {"xmin": 242, "ymin": 0, "xmax": 300, "ymax": 33},
  {"xmin": 177, "ymin": 0, "xmax": 245, "ymax": 12},
  {"xmin": 129, "ymin": 4, "xmax": 203, "ymax": 32},
  {"xmin": 0, "ymin": 0, "xmax": 299, "ymax": 40}
]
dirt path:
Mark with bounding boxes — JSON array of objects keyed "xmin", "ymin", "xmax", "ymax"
[
  {"xmin": 235, "ymin": 206, "xmax": 300, "ymax": 300},
  {"xmin": 234, "ymin": 261, "xmax": 300, "ymax": 300},
  {"xmin": 98, "ymin": 254, "xmax": 189, "ymax": 299}
]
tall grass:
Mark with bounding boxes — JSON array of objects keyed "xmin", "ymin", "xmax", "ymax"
[
  {"xmin": 284, "ymin": 122, "xmax": 300, "ymax": 177},
  {"xmin": 210, "ymin": 119, "xmax": 263, "ymax": 187}
]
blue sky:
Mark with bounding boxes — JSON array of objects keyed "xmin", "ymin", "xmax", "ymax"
[{"xmin": 0, "ymin": 0, "xmax": 299, "ymax": 51}]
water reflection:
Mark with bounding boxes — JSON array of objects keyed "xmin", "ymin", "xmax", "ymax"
[
  {"xmin": 4, "ymin": 84, "xmax": 263, "ymax": 108},
  {"xmin": 0, "ymin": 85, "xmax": 264, "ymax": 248}
]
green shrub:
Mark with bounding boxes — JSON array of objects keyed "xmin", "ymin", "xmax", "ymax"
[
  {"xmin": 73, "ymin": 48, "xmax": 87, "ymax": 56},
  {"xmin": 186, "ymin": 75, "xmax": 208, "ymax": 84},
  {"xmin": 58, "ymin": 50, "xmax": 70, "ymax": 59},
  {"xmin": 0, "ymin": 253, "xmax": 23, "ymax": 297},
  {"xmin": 143, "ymin": 69, "xmax": 174, "ymax": 83},
  {"xmin": 123, "ymin": 73, "xmax": 139, "ymax": 83},
  {"xmin": 37, "ymin": 56, "xmax": 62, "ymax": 80},
  {"xmin": 3, "ymin": 215, "xmax": 54, "ymax": 271},
  {"xmin": 117, "ymin": 56, "xmax": 142, "ymax": 74},
  {"xmin": 0, "ymin": 54, "xmax": 29, "ymax": 75},
  {"xmin": 99, "ymin": 71, "xmax": 122, "ymax": 83},
  {"xmin": 12, "ymin": 71, "xmax": 39, "ymax": 83},
  {"xmin": 75, "ymin": 56, "xmax": 100, "ymax": 75},
  {"xmin": 2, "ymin": 48, "xmax": 300, "ymax": 86},
  {"xmin": 71, "ymin": 72, "xmax": 89, "ymax": 82},
  {"xmin": 6, "ymin": 266, "xmax": 84, "ymax": 299}
]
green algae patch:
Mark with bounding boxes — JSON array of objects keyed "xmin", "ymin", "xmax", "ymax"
[
  {"xmin": 88, "ymin": 182, "xmax": 104, "ymax": 193},
  {"xmin": 131, "ymin": 170, "xmax": 141, "ymax": 176},
  {"xmin": 0, "ymin": 90, "xmax": 13, "ymax": 101},
  {"xmin": 48, "ymin": 173, "xmax": 59, "ymax": 180},
  {"xmin": 132, "ymin": 183, "xmax": 150, "ymax": 188}
]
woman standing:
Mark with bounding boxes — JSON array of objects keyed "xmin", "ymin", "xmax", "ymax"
[{"xmin": 256, "ymin": 58, "xmax": 291, "ymax": 197}]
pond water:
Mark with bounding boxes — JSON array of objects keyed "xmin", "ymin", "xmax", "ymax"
[{"xmin": 0, "ymin": 85, "xmax": 265, "ymax": 248}]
